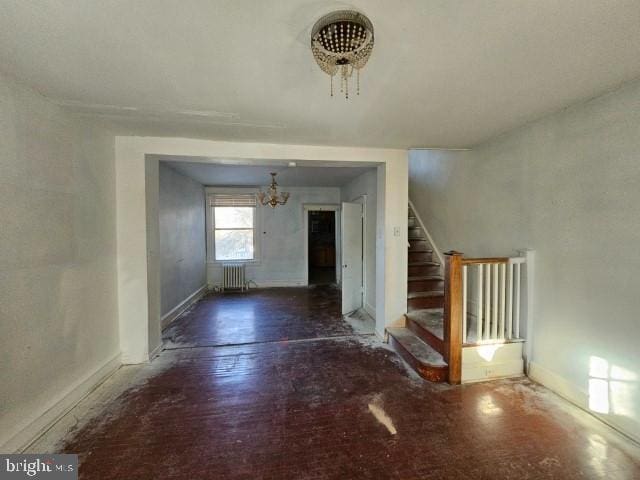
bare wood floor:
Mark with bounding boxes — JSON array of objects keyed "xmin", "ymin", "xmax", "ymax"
[{"xmin": 35, "ymin": 287, "xmax": 640, "ymax": 479}]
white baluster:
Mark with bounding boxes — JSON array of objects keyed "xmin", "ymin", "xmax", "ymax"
[
  {"xmin": 462, "ymin": 265, "xmax": 468, "ymax": 344},
  {"xmin": 484, "ymin": 264, "xmax": 491, "ymax": 341},
  {"xmin": 492, "ymin": 264, "xmax": 498, "ymax": 339},
  {"xmin": 499, "ymin": 264, "xmax": 506, "ymax": 339},
  {"xmin": 514, "ymin": 263, "xmax": 521, "ymax": 338},
  {"xmin": 507, "ymin": 264, "xmax": 513, "ymax": 339},
  {"xmin": 477, "ymin": 265, "xmax": 483, "ymax": 344}
]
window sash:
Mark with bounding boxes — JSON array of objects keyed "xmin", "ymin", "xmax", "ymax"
[
  {"xmin": 211, "ymin": 203, "xmax": 257, "ymax": 262},
  {"xmin": 214, "ymin": 228, "xmax": 254, "ymax": 261}
]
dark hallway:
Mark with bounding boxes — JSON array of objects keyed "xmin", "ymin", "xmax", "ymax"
[{"xmin": 308, "ymin": 210, "xmax": 337, "ymax": 286}]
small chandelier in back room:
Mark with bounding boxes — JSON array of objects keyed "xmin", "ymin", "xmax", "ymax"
[
  {"xmin": 257, "ymin": 173, "xmax": 290, "ymax": 208},
  {"xmin": 310, "ymin": 10, "xmax": 374, "ymax": 99}
]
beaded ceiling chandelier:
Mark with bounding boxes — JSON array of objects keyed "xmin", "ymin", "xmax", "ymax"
[{"xmin": 311, "ymin": 10, "xmax": 374, "ymax": 99}]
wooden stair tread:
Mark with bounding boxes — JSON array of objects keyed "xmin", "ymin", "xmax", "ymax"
[
  {"xmin": 407, "ymin": 310, "xmax": 444, "ymax": 340},
  {"xmin": 408, "ymin": 261, "xmax": 440, "ymax": 267},
  {"xmin": 407, "ymin": 248, "xmax": 433, "ymax": 253},
  {"xmin": 408, "ymin": 275, "xmax": 443, "ymax": 281},
  {"xmin": 407, "ymin": 290, "xmax": 444, "ymax": 299},
  {"xmin": 387, "ymin": 328, "xmax": 447, "ymax": 366}
]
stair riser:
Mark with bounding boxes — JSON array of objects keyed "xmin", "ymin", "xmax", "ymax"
[
  {"xmin": 408, "ymin": 265, "xmax": 441, "ymax": 276},
  {"xmin": 408, "ymin": 252, "xmax": 433, "ymax": 263},
  {"xmin": 408, "ymin": 296, "xmax": 444, "ymax": 311},
  {"xmin": 407, "ymin": 318, "xmax": 445, "ymax": 355},
  {"xmin": 388, "ymin": 334, "xmax": 448, "ymax": 382},
  {"xmin": 408, "ymin": 227, "xmax": 423, "ymax": 239},
  {"xmin": 408, "ymin": 240, "xmax": 430, "ymax": 251},
  {"xmin": 408, "ymin": 217, "xmax": 417, "ymax": 228},
  {"xmin": 408, "ymin": 279, "xmax": 444, "ymax": 293}
]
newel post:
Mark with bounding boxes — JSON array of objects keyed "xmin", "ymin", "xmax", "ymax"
[{"xmin": 444, "ymin": 251, "xmax": 464, "ymax": 384}]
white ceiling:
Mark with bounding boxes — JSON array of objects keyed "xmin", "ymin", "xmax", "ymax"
[
  {"xmin": 163, "ymin": 161, "xmax": 374, "ymax": 187},
  {"xmin": 1, "ymin": 1, "xmax": 640, "ymax": 148}
]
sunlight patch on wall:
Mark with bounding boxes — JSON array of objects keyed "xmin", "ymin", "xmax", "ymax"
[{"xmin": 588, "ymin": 356, "xmax": 638, "ymax": 420}]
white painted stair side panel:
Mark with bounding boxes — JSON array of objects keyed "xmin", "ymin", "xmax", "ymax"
[{"xmin": 462, "ymin": 342, "xmax": 524, "ymax": 383}]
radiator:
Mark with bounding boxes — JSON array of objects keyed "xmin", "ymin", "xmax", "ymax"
[{"xmin": 222, "ymin": 264, "xmax": 246, "ymax": 292}]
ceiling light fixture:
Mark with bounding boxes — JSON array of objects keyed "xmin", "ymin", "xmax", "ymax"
[
  {"xmin": 257, "ymin": 173, "xmax": 290, "ymax": 208},
  {"xmin": 311, "ymin": 10, "xmax": 374, "ymax": 99}
]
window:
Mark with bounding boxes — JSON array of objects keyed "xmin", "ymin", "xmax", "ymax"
[{"xmin": 210, "ymin": 194, "xmax": 257, "ymax": 262}]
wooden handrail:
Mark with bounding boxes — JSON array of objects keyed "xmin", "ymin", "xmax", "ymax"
[{"xmin": 461, "ymin": 257, "xmax": 509, "ymax": 265}]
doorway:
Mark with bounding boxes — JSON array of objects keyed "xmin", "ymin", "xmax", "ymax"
[{"xmin": 307, "ymin": 210, "xmax": 337, "ymax": 285}]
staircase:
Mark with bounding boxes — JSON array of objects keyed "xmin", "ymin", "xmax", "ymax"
[
  {"xmin": 387, "ymin": 205, "xmax": 449, "ymax": 382},
  {"xmin": 387, "ymin": 204, "xmax": 529, "ymax": 384}
]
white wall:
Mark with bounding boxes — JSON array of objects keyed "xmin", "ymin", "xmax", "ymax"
[
  {"xmin": 0, "ymin": 71, "xmax": 119, "ymax": 451},
  {"xmin": 341, "ymin": 169, "xmax": 377, "ymax": 318},
  {"xmin": 206, "ymin": 186, "xmax": 340, "ymax": 288},
  {"xmin": 159, "ymin": 164, "xmax": 206, "ymax": 315},
  {"xmin": 409, "ymin": 79, "xmax": 640, "ymax": 442}
]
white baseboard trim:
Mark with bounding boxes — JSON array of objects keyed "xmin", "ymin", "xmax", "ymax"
[
  {"xmin": 161, "ymin": 284, "xmax": 208, "ymax": 330},
  {"xmin": 528, "ymin": 361, "xmax": 640, "ymax": 445},
  {"xmin": 364, "ymin": 302, "xmax": 376, "ymax": 320},
  {"xmin": 251, "ymin": 280, "xmax": 306, "ymax": 288},
  {"xmin": 209, "ymin": 280, "xmax": 308, "ymax": 290},
  {"xmin": 1, "ymin": 352, "xmax": 121, "ymax": 453},
  {"xmin": 148, "ymin": 343, "xmax": 163, "ymax": 361}
]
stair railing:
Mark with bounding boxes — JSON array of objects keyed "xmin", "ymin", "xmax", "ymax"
[{"xmin": 443, "ymin": 251, "xmax": 531, "ymax": 384}]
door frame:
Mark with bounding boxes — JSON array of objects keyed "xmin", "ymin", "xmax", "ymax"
[
  {"xmin": 348, "ymin": 194, "xmax": 367, "ymax": 309},
  {"xmin": 303, "ymin": 204, "xmax": 341, "ymax": 286}
]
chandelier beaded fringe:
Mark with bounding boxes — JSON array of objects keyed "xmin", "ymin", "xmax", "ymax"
[{"xmin": 311, "ymin": 10, "xmax": 374, "ymax": 99}]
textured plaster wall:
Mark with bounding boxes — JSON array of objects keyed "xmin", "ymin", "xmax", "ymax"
[
  {"xmin": 0, "ymin": 71, "xmax": 119, "ymax": 450},
  {"xmin": 159, "ymin": 163, "xmax": 206, "ymax": 316}
]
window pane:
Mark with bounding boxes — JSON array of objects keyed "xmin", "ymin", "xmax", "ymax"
[
  {"xmin": 215, "ymin": 229, "xmax": 254, "ymax": 260},
  {"xmin": 215, "ymin": 207, "xmax": 253, "ymax": 228}
]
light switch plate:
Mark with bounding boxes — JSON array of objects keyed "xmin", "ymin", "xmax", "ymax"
[{"xmin": 393, "ymin": 227, "xmax": 401, "ymax": 236}]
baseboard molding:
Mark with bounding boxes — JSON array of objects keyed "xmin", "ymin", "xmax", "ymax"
[
  {"xmin": 208, "ymin": 280, "xmax": 308, "ymax": 290},
  {"xmin": 251, "ymin": 280, "xmax": 306, "ymax": 288},
  {"xmin": 148, "ymin": 343, "xmax": 163, "ymax": 361},
  {"xmin": 161, "ymin": 284, "xmax": 208, "ymax": 330},
  {"xmin": 528, "ymin": 361, "xmax": 640, "ymax": 445},
  {"xmin": 1, "ymin": 352, "xmax": 121, "ymax": 453},
  {"xmin": 364, "ymin": 302, "xmax": 376, "ymax": 320}
]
